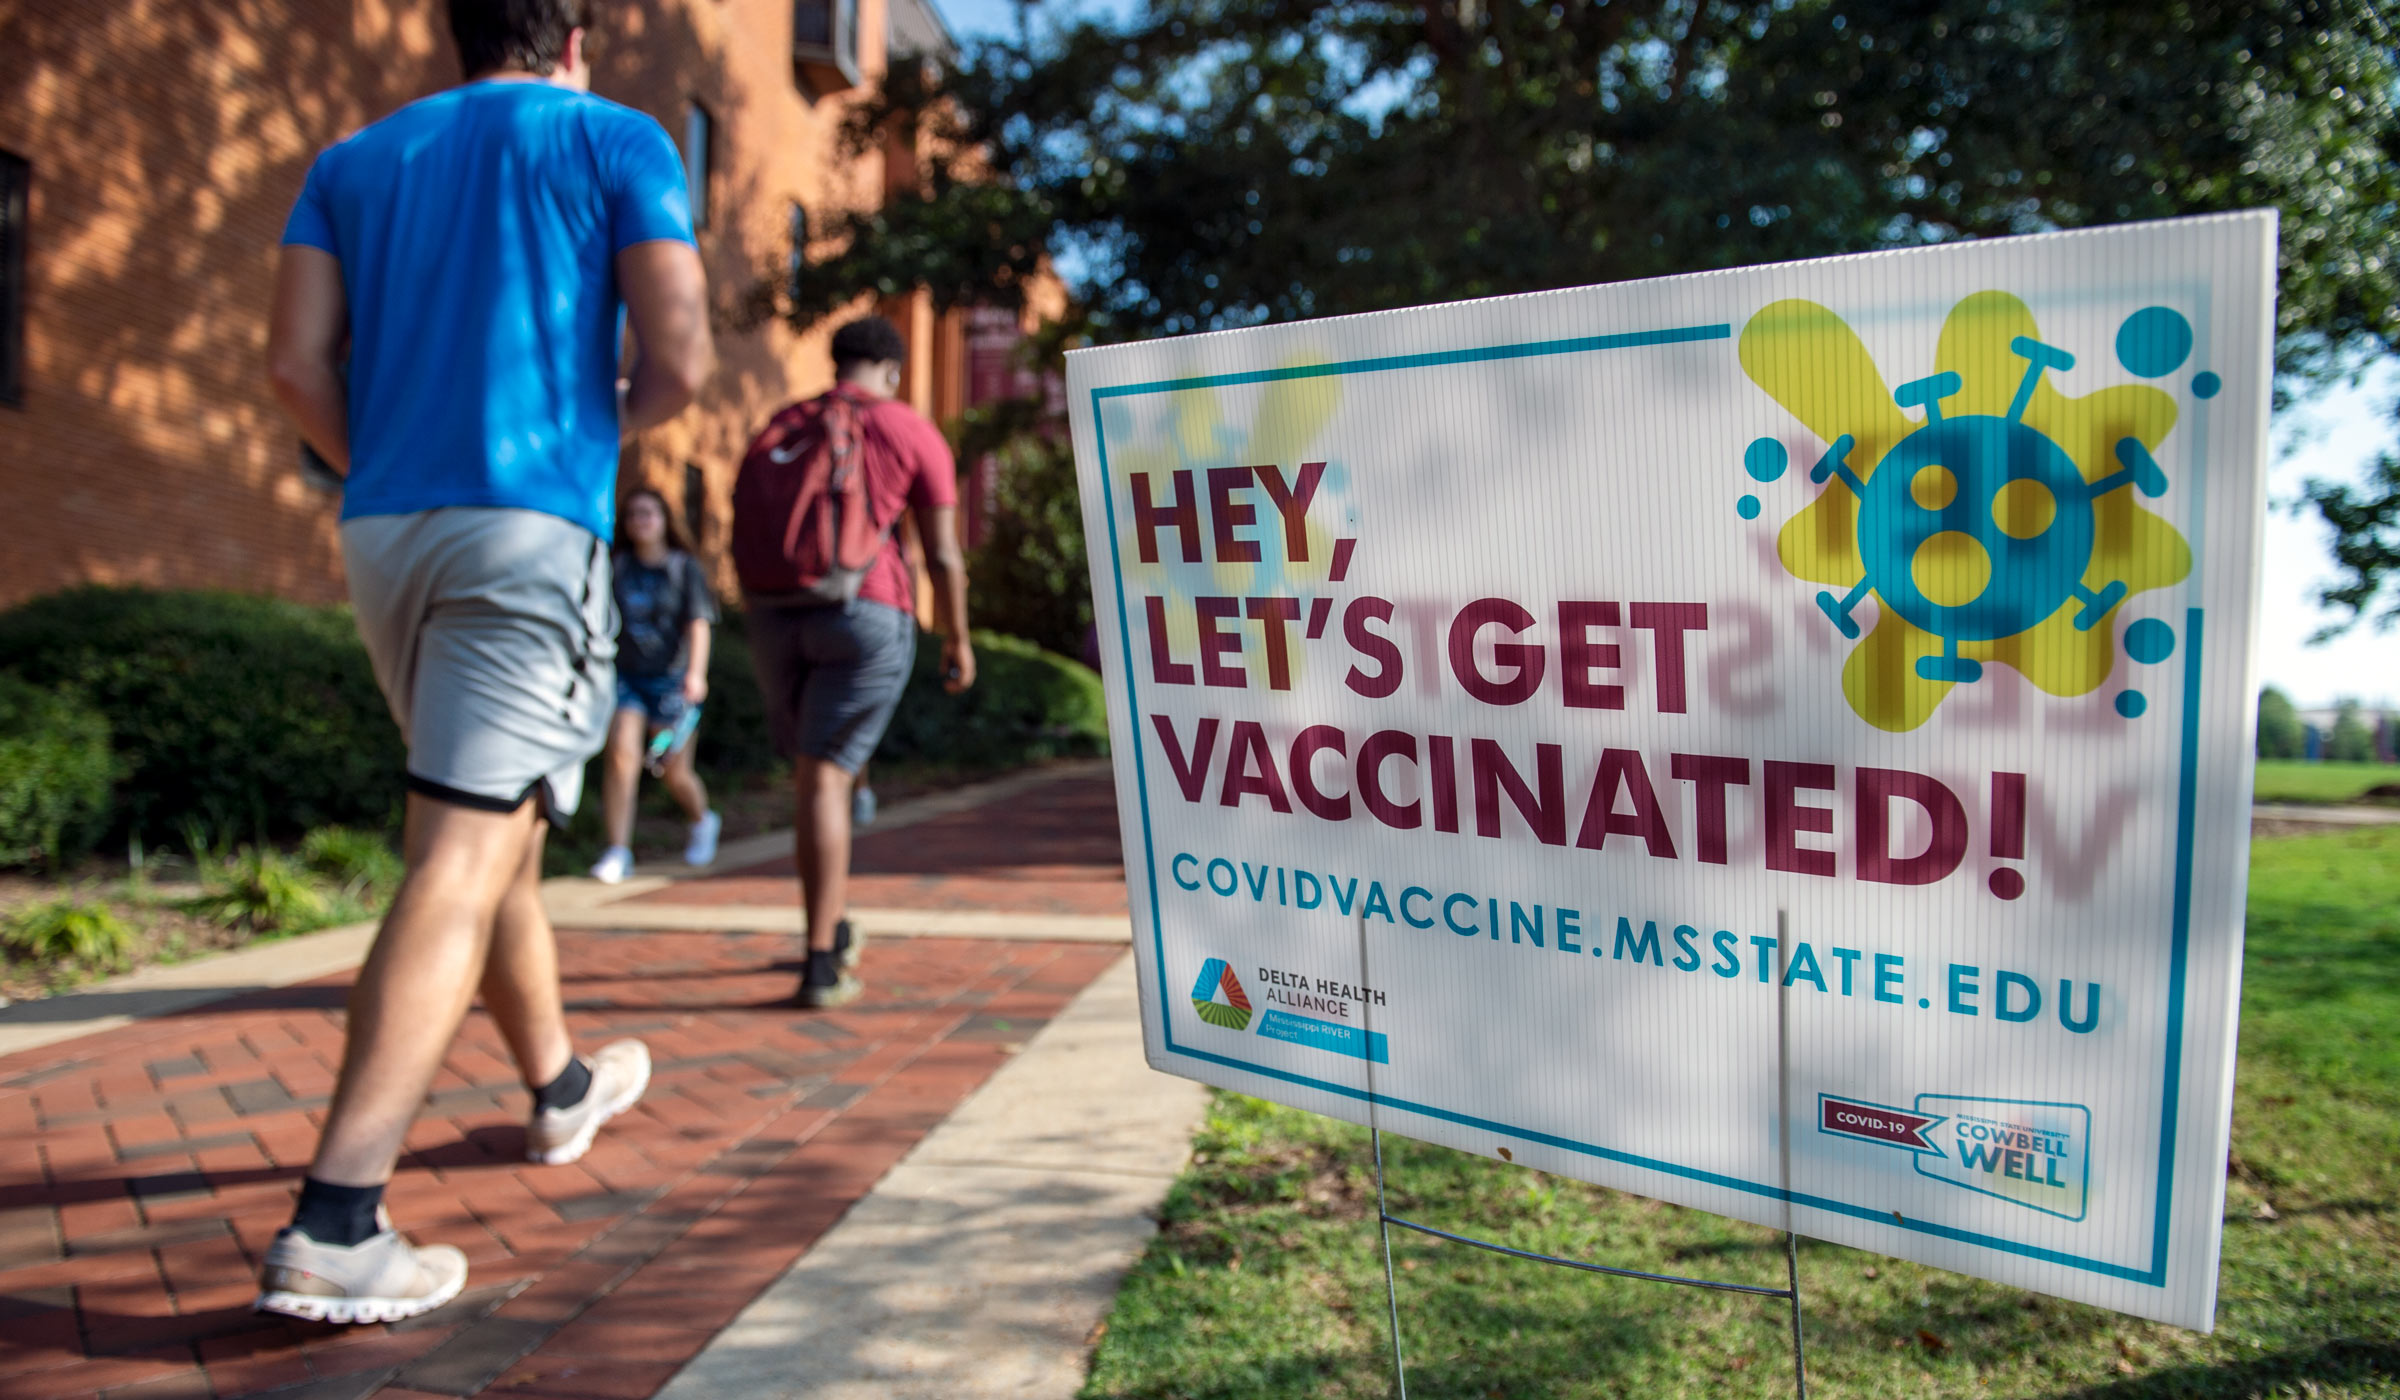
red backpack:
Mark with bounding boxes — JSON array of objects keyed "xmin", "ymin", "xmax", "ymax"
[{"xmin": 730, "ymin": 385, "xmax": 896, "ymax": 605}]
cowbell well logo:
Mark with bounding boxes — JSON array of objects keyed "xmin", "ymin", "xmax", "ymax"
[
  {"xmin": 1191, "ymin": 958, "xmax": 1253, "ymax": 1031},
  {"xmin": 1820, "ymin": 1092, "xmax": 2092, "ymax": 1221}
]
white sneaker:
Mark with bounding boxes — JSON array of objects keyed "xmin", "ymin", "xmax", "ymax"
[
  {"xmin": 683, "ymin": 810, "xmax": 722, "ymax": 867},
  {"xmin": 526, "ymin": 1040, "xmax": 652, "ymax": 1165},
  {"xmin": 256, "ymin": 1220, "xmax": 467, "ymax": 1325},
  {"xmin": 589, "ymin": 846, "xmax": 632, "ymax": 884}
]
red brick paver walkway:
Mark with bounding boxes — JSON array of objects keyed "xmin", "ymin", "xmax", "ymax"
[
  {"xmin": 0, "ymin": 929, "xmax": 1122, "ymax": 1400},
  {"xmin": 633, "ymin": 773, "xmax": 1129, "ymax": 918}
]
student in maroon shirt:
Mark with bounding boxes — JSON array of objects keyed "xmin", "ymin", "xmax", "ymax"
[{"xmin": 746, "ymin": 317, "xmax": 975, "ymax": 1005}]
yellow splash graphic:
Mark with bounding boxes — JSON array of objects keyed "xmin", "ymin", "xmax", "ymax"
[{"xmin": 1741, "ymin": 292, "xmax": 2191, "ymax": 731}]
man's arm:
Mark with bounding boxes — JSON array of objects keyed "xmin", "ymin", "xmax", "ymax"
[
  {"xmin": 914, "ymin": 503, "xmax": 975, "ymax": 693},
  {"xmin": 267, "ymin": 246, "xmax": 350, "ymax": 472},
  {"xmin": 617, "ymin": 241, "xmax": 713, "ymax": 432}
]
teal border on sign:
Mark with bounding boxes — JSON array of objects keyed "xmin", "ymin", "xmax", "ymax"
[{"xmin": 1088, "ymin": 320, "xmax": 2199, "ymax": 1289}]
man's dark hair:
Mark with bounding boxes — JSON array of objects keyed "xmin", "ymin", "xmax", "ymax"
[
  {"xmin": 831, "ymin": 317, "xmax": 908, "ymax": 373},
  {"xmin": 448, "ymin": 0, "xmax": 591, "ymax": 77}
]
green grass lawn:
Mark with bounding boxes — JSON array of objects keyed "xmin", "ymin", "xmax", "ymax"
[
  {"xmin": 2252, "ymin": 759, "xmax": 2400, "ymax": 805},
  {"xmin": 1082, "ymin": 826, "xmax": 2400, "ymax": 1399}
]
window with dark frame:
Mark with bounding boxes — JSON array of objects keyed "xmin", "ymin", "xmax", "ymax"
[
  {"xmin": 680, "ymin": 102, "xmax": 712, "ymax": 231},
  {"xmin": 0, "ymin": 151, "xmax": 28, "ymax": 408},
  {"xmin": 792, "ymin": 0, "xmax": 861, "ymax": 96}
]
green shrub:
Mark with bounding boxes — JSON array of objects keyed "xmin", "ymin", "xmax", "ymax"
[
  {"xmin": 300, "ymin": 826, "xmax": 403, "ymax": 901},
  {"xmin": 696, "ymin": 609, "xmax": 778, "ymax": 778},
  {"xmin": 967, "ymin": 432, "xmax": 1093, "ymax": 661},
  {"xmin": 185, "ymin": 846, "xmax": 332, "ymax": 934},
  {"xmin": 3, "ymin": 898, "xmax": 137, "ymax": 971},
  {"xmin": 0, "ymin": 675, "xmax": 114, "ymax": 868},
  {"xmin": 0, "ymin": 587, "xmax": 404, "ymax": 841},
  {"xmin": 881, "ymin": 629, "xmax": 1108, "ymax": 769},
  {"xmin": 692, "ymin": 616, "xmax": 1109, "ymax": 776}
]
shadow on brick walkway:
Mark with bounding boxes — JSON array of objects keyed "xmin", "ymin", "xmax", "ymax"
[
  {"xmin": 631, "ymin": 773, "xmax": 1129, "ymax": 918},
  {"xmin": 0, "ymin": 915, "xmax": 1123, "ymax": 1398}
]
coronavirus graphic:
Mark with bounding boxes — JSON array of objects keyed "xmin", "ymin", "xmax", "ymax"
[
  {"xmin": 1739, "ymin": 292, "xmax": 2195, "ymax": 731},
  {"xmin": 1808, "ymin": 336, "xmax": 2168, "ymax": 684}
]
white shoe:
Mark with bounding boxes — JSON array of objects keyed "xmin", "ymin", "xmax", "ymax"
[
  {"xmin": 589, "ymin": 846, "xmax": 632, "ymax": 884},
  {"xmin": 256, "ymin": 1221, "xmax": 467, "ymax": 1325},
  {"xmin": 526, "ymin": 1040, "xmax": 652, "ymax": 1165},
  {"xmin": 683, "ymin": 810, "xmax": 722, "ymax": 867}
]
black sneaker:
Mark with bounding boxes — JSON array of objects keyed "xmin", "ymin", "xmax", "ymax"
[{"xmin": 796, "ymin": 948, "xmax": 862, "ymax": 1008}]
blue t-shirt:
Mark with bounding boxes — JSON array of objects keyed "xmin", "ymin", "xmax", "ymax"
[{"xmin": 282, "ymin": 82, "xmax": 694, "ymax": 541}]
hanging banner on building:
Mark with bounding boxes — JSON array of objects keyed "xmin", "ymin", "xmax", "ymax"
[{"xmin": 1066, "ymin": 213, "xmax": 2274, "ymax": 1331}]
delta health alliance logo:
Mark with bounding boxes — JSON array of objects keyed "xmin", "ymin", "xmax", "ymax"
[
  {"xmin": 1737, "ymin": 292, "xmax": 2205, "ymax": 732},
  {"xmin": 1190, "ymin": 957, "xmax": 1253, "ymax": 1031}
]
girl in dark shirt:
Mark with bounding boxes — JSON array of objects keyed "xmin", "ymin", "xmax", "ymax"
[{"xmin": 590, "ymin": 488, "xmax": 720, "ymax": 883}]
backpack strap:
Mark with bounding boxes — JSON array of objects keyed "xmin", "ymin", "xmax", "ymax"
[{"xmin": 825, "ymin": 387, "xmax": 906, "ymax": 562}]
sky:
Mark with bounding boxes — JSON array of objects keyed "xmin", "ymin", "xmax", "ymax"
[
  {"xmin": 2257, "ymin": 365, "xmax": 2399, "ymax": 709},
  {"xmin": 928, "ymin": 0, "xmax": 2399, "ymax": 709}
]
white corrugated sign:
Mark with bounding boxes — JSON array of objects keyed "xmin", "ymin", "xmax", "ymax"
[{"xmin": 1065, "ymin": 213, "xmax": 2275, "ymax": 1330}]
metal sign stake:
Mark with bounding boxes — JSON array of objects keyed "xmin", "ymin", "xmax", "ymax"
[{"xmin": 1355, "ymin": 908, "xmax": 1810, "ymax": 1398}]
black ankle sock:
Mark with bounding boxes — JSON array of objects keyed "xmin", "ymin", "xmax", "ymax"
[
  {"xmin": 534, "ymin": 1056, "xmax": 593, "ymax": 1113},
  {"xmin": 805, "ymin": 948, "xmax": 840, "ymax": 987},
  {"xmin": 293, "ymin": 1177, "xmax": 384, "ymax": 1246},
  {"xmin": 832, "ymin": 920, "xmax": 853, "ymax": 958}
]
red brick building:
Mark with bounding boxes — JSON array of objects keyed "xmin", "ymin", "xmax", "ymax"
[{"xmin": 0, "ymin": 0, "xmax": 1033, "ymax": 609}]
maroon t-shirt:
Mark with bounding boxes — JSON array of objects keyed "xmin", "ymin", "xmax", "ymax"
[{"xmin": 852, "ymin": 398, "xmax": 959, "ymax": 615}]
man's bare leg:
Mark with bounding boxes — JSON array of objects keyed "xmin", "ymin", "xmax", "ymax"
[
  {"xmin": 261, "ymin": 798, "xmax": 527, "ymax": 1314},
  {"xmin": 792, "ymin": 754, "xmax": 853, "ymax": 954},
  {"xmin": 311, "ymin": 794, "xmax": 539, "ymax": 1186},
  {"xmin": 481, "ymin": 819, "xmax": 573, "ymax": 1091},
  {"xmin": 484, "ymin": 821, "xmax": 654, "ymax": 1164},
  {"xmin": 792, "ymin": 754, "xmax": 862, "ymax": 1005}
]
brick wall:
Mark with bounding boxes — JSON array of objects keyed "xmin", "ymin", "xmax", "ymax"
[{"xmin": 0, "ymin": 0, "xmax": 947, "ymax": 609}]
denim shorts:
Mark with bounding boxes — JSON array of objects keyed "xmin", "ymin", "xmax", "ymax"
[
  {"xmin": 615, "ymin": 670, "xmax": 691, "ymax": 728},
  {"xmin": 746, "ymin": 599, "xmax": 916, "ymax": 773}
]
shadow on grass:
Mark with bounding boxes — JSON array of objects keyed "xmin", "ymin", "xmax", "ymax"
[
  {"xmin": 1386, "ymin": 1297, "xmax": 1672, "ymax": 1399},
  {"xmin": 2049, "ymin": 1338, "xmax": 2400, "ymax": 1398}
]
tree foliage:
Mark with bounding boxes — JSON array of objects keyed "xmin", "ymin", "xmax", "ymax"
[
  {"xmin": 2301, "ymin": 407, "xmax": 2400, "ymax": 635},
  {"xmin": 2326, "ymin": 699, "xmax": 2379, "ymax": 762},
  {"xmin": 796, "ymin": 0, "xmax": 2400, "ymax": 620},
  {"xmin": 959, "ymin": 398, "xmax": 1095, "ymax": 660},
  {"xmin": 2256, "ymin": 685, "xmax": 2306, "ymax": 759}
]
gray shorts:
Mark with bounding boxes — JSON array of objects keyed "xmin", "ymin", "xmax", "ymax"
[
  {"xmin": 342, "ymin": 507, "xmax": 615, "ymax": 820},
  {"xmin": 747, "ymin": 600, "xmax": 915, "ymax": 773}
]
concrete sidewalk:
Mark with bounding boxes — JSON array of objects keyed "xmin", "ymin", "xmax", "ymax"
[{"xmin": 655, "ymin": 955, "xmax": 1204, "ymax": 1400}]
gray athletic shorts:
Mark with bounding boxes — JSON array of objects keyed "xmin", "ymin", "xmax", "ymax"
[
  {"xmin": 342, "ymin": 507, "xmax": 615, "ymax": 821},
  {"xmin": 747, "ymin": 599, "xmax": 916, "ymax": 773}
]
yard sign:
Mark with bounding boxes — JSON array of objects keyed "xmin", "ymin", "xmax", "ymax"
[{"xmin": 1065, "ymin": 213, "xmax": 2274, "ymax": 1330}]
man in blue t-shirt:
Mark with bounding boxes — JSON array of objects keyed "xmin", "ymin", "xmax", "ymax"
[{"xmin": 259, "ymin": 0, "xmax": 712, "ymax": 1323}]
